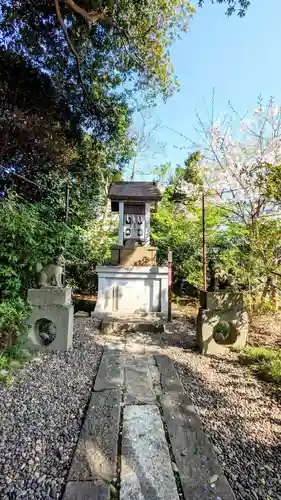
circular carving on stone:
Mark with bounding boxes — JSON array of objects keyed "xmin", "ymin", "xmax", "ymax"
[
  {"xmin": 213, "ymin": 320, "xmax": 238, "ymax": 345},
  {"xmin": 35, "ymin": 319, "xmax": 56, "ymax": 346}
]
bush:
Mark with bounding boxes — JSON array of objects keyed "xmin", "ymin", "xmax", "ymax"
[
  {"xmin": 0, "ymin": 298, "xmax": 31, "ymax": 347},
  {"xmin": 65, "ymin": 224, "xmax": 116, "ymax": 294},
  {"xmin": 0, "ymin": 344, "xmax": 30, "ymax": 370},
  {"xmin": 238, "ymin": 346, "xmax": 281, "ymax": 385},
  {"xmin": 0, "ymin": 192, "xmax": 69, "ymax": 298}
]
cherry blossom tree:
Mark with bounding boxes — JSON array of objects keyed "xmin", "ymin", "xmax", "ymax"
[
  {"xmin": 196, "ymin": 98, "xmax": 281, "ymax": 307},
  {"xmin": 197, "ymin": 98, "xmax": 281, "ymax": 223}
]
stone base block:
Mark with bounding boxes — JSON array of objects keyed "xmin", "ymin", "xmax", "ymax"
[
  {"xmin": 27, "ymin": 287, "xmax": 72, "ymax": 306},
  {"xmin": 26, "ymin": 304, "xmax": 73, "ymax": 352},
  {"xmin": 120, "ymin": 246, "xmax": 157, "ymax": 267},
  {"xmin": 197, "ymin": 307, "xmax": 248, "ymax": 355},
  {"xmin": 200, "ymin": 290, "xmax": 244, "ymax": 311},
  {"xmin": 110, "ymin": 245, "xmax": 157, "ymax": 266},
  {"xmin": 110, "ymin": 244, "xmax": 123, "ymax": 265},
  {"xmin": 94, "ymin": 266, "xmax": 168, "ymax": 318}
]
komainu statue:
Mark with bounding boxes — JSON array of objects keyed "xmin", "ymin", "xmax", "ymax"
[
  {"xmin": 207, "ymin": 259, "xmax": 235, "ymax": 291},
  {"xmin": 36, "ymin": 255, "xmax": 65, "ymax": 288}
]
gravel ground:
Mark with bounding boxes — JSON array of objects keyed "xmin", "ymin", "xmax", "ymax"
[
  {"xmin": 1, "ymin": 314, "xmax": 280, "ymax": 500},
  {"xmin": 163, "ymin": 319, "xmax": 281, "ymax": 500},
  {"xmin": 0, "ymin": 317, "xmax": 102, "ymax": 500},
  {"xmin": 92, "ymin": 315, "xmax": 281, "ymax": 500}
]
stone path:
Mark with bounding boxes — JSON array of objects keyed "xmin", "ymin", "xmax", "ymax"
[{"xmin": 63, "ymin": 334, "xmax": 236, "ymax": 500}]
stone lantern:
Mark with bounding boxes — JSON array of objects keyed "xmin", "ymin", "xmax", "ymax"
[{"xmin": 94, "ymin": 181, "xmax": 168, "ymax": 318}]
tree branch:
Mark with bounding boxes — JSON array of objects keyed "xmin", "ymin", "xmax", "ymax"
[
  {"xmin": 65, "ymin": 0, "xmax": 110, "ymax": 24},
  {"xmin": 54, "ymin": 0, "xmax": 88, "ymax": 97}
]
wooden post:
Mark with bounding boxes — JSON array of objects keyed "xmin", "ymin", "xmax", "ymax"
[
  {"xmin": 118, "ymin": 201, "xmax": 124, "ymax": 245},
  {"xmin": 144, "ymin": 202, "xmax": 150, "ymax": 245},
  {"xmin": 63, "ymin": 184, "xmax": 70, "ymax": 287},
  {"xmin": 65, "ymin": 184, "xmax": 70, "ymax": 223},
  {"xmin": 168, "ymin": 250, "xmax": 173, "ymax": 322},
  {"xmin": 202, "ymin": 191, "xmax": 207, "ymax": 291}
]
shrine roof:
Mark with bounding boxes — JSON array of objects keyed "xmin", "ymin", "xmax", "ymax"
[{"xmin": 108, "ymin": 181, "xmax": 162, "ymax": 201}]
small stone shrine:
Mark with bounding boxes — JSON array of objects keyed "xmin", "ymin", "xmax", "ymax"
[
  {"xmin": 95, "ymin": 181, "xmax": 168, "ymax": 317},
  {"xmin": 26, "ymin": 255, "xmax": 73, "ymax": 351},
  {"xmin": 197, "ymin": 290, "xmax": 248, "ymax": 355}
]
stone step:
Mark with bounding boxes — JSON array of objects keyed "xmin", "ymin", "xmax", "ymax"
[{"xmin": 100, "ymin": 318, "xmax": 164, "ymax": 334}]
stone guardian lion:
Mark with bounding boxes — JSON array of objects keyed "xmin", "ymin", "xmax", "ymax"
[{"xmin": 36, "ymin": 255, "xmax": 65, "ymax": 287}]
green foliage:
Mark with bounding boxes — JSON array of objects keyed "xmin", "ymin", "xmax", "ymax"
[
  {"xmin": 213, "ymin": 320, "xmax": 230, "ymax": 336},
  {"xmin": 0, "ymin": 0, "xmax": 194, "ymax": 100},
  {"xmin": 0, "ymin": 298, "xmax": 31, "ymax": 347},
  {"xmin": 0, "ymin": 0, "xmax": 194, "ymax": 190},
  {"xmin": 0, "ymin": 49, "xmax": 80, "ymax": 186},
  {"xmin": 214, "ymin": 216, "xmax": 281, "ymax": 307},
  {"xmin": 151, "ymin": 152, "xmax": 226, "ymax": 293},
  {"xmin": 151, "ymin": 190, "xmax": 223, "ymax": 292},
  {"xmin": 182, "ymin": 152, "xmax": 202, "ymax": 185},
  {"xmin": 238, "ymin": 346, "xmax": 281, "ymax": 385},
  {"xmin": 198, "ymin": 0, "xmax": 250, "ymax": 17},
  {"xmin": 0, "ymin": 193, "xmax": 69, "ymax": 298},
  {"xmin": 0, "ymin": 343, "xmax": 31, "ymax": 384},
  {"xmin": 0, "ymin": 344, "xmax": 30, "ymax": 369},
  {"xmin": 265, "ymin": 163, "xmax": 281, "ymax": 202},
  {"xmin": 152, "ymin": 144, "xmax": 281, "ymax": 309},
  {"xmin": 65, "ymin": 222, "xmax": 117, "ymax": 293}
]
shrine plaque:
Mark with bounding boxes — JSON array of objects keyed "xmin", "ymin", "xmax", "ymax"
[{"xmin": 123, "ymin": 213, "xmax": 146, "ymax": 242}]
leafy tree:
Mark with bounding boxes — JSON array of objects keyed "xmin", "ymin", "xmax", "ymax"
[
  {"xmin": 65, "ymin": 218, "xmax": 117, "ymax": 293},
  {"xmin": 198, "ymin": 0, "xmax": 251, "ymax": 17},
  {"xmin": 151, "ymin": 153, "xmax": 223, "ymax": 293},
  {"xmin": 0, "ymin": 49, "xmax": 81, "ymax": 196},
  {"xmin": 0, "ymin": 0, "xmax": 195, "ymax": 201},
  {"xmin": 0, "ymin": 0, "xmax": 195, "ymax": 105}
]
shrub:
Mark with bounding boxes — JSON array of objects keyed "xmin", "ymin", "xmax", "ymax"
[
  {"xmin": 238, "ymin": 346, "xmax": 281, "ymax": 385},
  {"xmin": 0, "ymin": 298, "xmax": 31, "ymax": 347},
  {"xmin": 0, "ymin": 192, "xmax": 69, "ymax": 298},
  {"xmin": 65, "ymin": 224, "xmax": 116, "ymax": 294}
]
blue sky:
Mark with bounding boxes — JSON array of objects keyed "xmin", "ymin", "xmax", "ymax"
[{"xmin": 130, "ymin": 0, "xmax": 281, "ymax": 179}]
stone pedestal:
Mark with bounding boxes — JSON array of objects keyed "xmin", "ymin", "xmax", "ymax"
[
  {"xmin": 110, "ymin": 245, "xmax": 157, "ymax": 267},
  {"xmin": 94, "ymin": 266, "xmax": 168, "ymax": 318},
  {"xmin": 196, "ymin": 291, "xmax": 248, "ymax": 355},
  {"xmin": 26, "ymin": 287, "xmax": 73, "ymax": 351}
]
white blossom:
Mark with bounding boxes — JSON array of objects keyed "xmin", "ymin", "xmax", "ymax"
[{"xmin": 198, "ymin": 101, "xmax": 281, "ymax": 222}]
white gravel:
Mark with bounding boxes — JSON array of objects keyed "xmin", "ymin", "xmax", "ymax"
[
  {"xmin": 0, "ymin": 317, "xmax": 102, "ymax": 500},
  {"xmin": 163, "ymin": 319, "xmax": 281, "ymax": 500}
]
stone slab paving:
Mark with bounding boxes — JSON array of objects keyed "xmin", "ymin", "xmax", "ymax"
[
  {"xmin": 121, "ymin": 405, "xmax": 178, "ymax": 500},
  {"xmin": 154, "ymin": 354, "xmax": 184, "ymax": 393},
  {"xmin": 64, "ymin": 331, "xmax": 236, "ymax": 500},
  {"xmin": 63, "ymin": 481, "xmax": 109, "ymax": 500},
  {"xmin": 161, "ymin": 393, "xmax": 236, "ymax": 500},
  {"xmin": 94, "ymin": 346, "xmax": 124, "ymax": 391},
  {"xmin": 124, "ymin": 355, "xmax": 156, "ymax": 405},
  {"xmin": 68, "ymin": 389, "xmax": 121, "ymax": 482}
]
